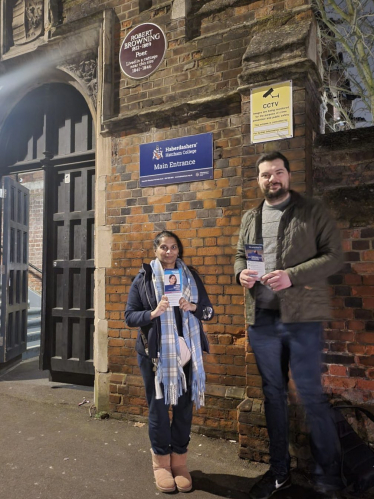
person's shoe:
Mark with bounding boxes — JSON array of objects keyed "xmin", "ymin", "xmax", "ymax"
[
  {"xmin": 248, "ymin": 470, "xmax": 291, "ymax": 499},
  {"xmin": 151, "ymin": 449, "xmax": 176, "ymax": 493},
  {"xmin": 315, "ymin": 466, "xmax": 345, "ymax": 497},
  {"xmin": 318, "ymin": 492, "xmax": 341, "ymax": 499},
  {"xmin": 171, "ymin": 451, "xmax": 193, "ymax": 492}
]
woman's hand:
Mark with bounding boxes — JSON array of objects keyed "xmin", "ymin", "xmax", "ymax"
[
  {"xmin": 179, "ymin": 297, "xmax": 197, "ymax": 313},
  {"xmin": 150, "ymin": 295, "xmax": 169, "ymax": 319}
]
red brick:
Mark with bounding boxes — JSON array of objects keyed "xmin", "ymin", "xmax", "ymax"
[
  {"xmin": 351, "ymin": 287, "xmax": 374, "ymax": 297},
  {"xmin": 356, "ymin": 379, "xmax": 374, "ymax": 391},
  {"xmin": 362, "ymin": 250, "xmax": 374, "ymax": 261},
  {"xmin": 347, "ymin": 321, "xmax": 365, "ymax": 331},
  {"xmin": 358, "ymin": 357, "xmax": 374, "ymax": 367},
  {"xmin": 352, "ymin": 263, "xmax": 374, "ymax": 273},
  {"xmin": 348, "ymin": 344, "xmax": 366, "ymax": 355},
  {"xmin": 344, "ymin": 274, "xmax": 362, "ymax": 285},
  {"xmin": 329, "ymin": 365, "xmax": 347, "ymax": 376},
  {"xmin": 357, "ymin": 333, "xmax": 374, "ymax": 344},
  {"xmin": 322, "ymin": 376, "xmax": 356, "ymax": 389}
]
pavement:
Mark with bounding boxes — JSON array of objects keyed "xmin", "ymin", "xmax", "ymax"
[{"xmin": 0, "ymin": 358, "xmax": 372, "ymax": 499}]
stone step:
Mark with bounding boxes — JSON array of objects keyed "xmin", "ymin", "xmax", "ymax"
[
  {"xmin": 28, "ymin": 306, "xmax": 41, "ymax": 317},
  {"xmin": 25, "ymin": 299, "xmax": 41, "ymax": 359},
  {"xmin": 27, "ymin": 330, "xmax": 41, "ymax": 343},
  {"xmin": 27, "ymin": 317, "xmax": 41, "ymax": 330}
]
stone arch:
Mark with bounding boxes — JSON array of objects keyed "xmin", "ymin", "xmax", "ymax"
[
  {"xmin": 0, "ymin": 79, "xmax": 95, "ymax": 169},
  {"xmin": 0, "ymin": 65, "xmax": 97, "ymax": 136}
]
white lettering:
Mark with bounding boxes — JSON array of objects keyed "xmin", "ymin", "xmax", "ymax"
[{"xmin": 169, "ymin": 160, "xmax": 196, "ymax": 167}]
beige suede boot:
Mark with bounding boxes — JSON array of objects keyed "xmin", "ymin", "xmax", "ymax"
[
  {"xmin": 171, "ymin": 451, "xmax": 192, "ymax": 492},
  {"xmin": 151, "ymin": 450, "xmax": 176, "ymax": 493}
]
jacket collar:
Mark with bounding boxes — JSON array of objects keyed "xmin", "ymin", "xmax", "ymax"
[
  {"xmin": 253, "ymin": 190, "xmax": 302, "ymax": 214},
  {"xmin": 140, "ymin": 262, "xmax": 157, "ymax": 307}
]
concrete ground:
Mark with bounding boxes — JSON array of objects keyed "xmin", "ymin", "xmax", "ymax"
[{"xmin": 0, "ymin": 358, "xmax": 371, "ymax": 499}]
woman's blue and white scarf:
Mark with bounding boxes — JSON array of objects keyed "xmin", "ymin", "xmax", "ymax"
[{"xmin": 150, "ymin": 258, "xmax": 206, "ymax": 409}]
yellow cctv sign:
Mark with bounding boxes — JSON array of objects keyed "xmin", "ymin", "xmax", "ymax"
[{"xmin": 251, "ymin": 80, "xmax": 293, "ymax": 143}]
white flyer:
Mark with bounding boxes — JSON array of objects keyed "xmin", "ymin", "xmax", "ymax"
[
  {"xmin": 164, "ymin": 269, "xmax": 183, "ymax": 306},
  {"xmin": 245, "ymin": 244, "xmax": 265, "ymax": 281}
]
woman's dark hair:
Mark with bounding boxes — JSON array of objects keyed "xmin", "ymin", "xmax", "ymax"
[
  {"xmin": 255, "ymin": 151, "xmax": 290, "ymax": 176},
  {"xmin": 153, "ymin": 230, "xmax": 184, "ymax": 260}
]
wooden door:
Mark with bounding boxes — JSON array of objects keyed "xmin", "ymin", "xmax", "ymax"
[
  {"xmin": 0, "ymin": 177, "xmax": 29, "ymax": 364},
  {"xmin": 42, "ymin": 160, "xmax": 95, "ymax": 385}
]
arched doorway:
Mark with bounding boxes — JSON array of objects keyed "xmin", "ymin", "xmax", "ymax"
[{"xmin": 0, "ymin": 83, "xmax": 95, "ymax": 385}]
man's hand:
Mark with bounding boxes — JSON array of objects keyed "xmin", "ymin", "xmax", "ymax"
[
  {"xmin": 261, "ymin": 270, "xmax": 292, "ymax": 291},
  {"xmin": 150, "ymin": 295, "xmax": 169, "ymax": 319},
  {"xmin": 239, "ymin": 269, "xmax": 258, "ymax": 289}
]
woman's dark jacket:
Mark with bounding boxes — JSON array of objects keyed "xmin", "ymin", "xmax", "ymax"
[{"xmin": 125, "ymin": 263, "xmax": 214, "ymax": 359}]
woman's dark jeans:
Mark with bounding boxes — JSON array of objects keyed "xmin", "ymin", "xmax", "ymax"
[
  {"xmin": 248, "ymin": 309, "xmax": 341, "ymax": 486},
  {"xmin": 138, "ymin": 353, "xmax": 193, "ymax": 455}
]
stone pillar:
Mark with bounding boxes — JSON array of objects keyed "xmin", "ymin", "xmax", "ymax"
[
  {"xmin": 236, "ymin": 5, "xmax": 323, "ymax": 467},
  {"xmin": 94, "ymin": 10, "xmax": 115, "ymax": 412}
]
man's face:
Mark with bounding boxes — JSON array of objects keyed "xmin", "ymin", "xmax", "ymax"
[{"xmin": 257, "ymin": 158, "xmax": 291, "ymax": 202}]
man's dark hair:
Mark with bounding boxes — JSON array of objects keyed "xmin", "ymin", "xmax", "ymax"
[
  {"xmin": 255, "ymin": 151, "xmax": 290, "ymax": 176},
  {"xmin": 153, "ymin": 230, "xmax": 184, "ymax": 260}
]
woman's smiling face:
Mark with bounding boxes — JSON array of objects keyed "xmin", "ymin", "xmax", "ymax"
[
  {"xmin": 169, "ymin": 274, "xmax": 177, "ymax": 285},
  {"xmin": 154, "ymin": 237, "xmax": 179, "ymax": 269}
]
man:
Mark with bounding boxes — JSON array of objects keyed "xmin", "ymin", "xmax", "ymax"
[{"xmin": 235, "ymin": 151, "xmax": 344, "ymax": 499}]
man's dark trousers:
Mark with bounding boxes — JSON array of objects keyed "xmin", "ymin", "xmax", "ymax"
[{"xmin": 248, "ymin": 308, "xmax": 341, "ymax": 486}]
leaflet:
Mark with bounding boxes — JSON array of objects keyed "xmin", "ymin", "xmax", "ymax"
[
  {"xmin": 245, "ymin": 244, "xmax": 265, "ymax": 281},
  {"xmin": 164, "ymin": 269, "xmax": 183, "ymax": 306}
]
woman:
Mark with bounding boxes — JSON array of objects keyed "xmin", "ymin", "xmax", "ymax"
[
  {"xmin": 168, "ymin": 273, "xmax": 177, "ymax": 285},
  {"xmin": 125, "ymin": 230, "xmax": 214, "ymax": 493}
]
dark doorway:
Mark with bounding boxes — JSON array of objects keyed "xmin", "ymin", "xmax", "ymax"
[
  {"xmin": 44, "ymin": 160, "xmax": 95, "ymax": 384},
  {"xmin": 0, "ymin": 83, "xmax": 95, "ymax": 385}
]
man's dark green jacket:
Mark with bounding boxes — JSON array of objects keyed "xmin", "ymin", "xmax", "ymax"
[{"xmin": 234, "ymin": 191, "xmax": 343, "ymax": 325}]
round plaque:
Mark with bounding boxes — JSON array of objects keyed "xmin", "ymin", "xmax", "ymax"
[{"xmin": 119, "ymin": 23, "xmax": 167, "ymax": 79}]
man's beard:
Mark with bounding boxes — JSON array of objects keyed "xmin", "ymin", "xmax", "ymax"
[{"xmin": 263, "ymin": 184, "xmax": 289, "ymax": 201}]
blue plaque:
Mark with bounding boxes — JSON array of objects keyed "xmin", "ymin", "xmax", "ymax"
[{"xmin": 139, "ymin": 133, "xmax": 213, "ymax": 187}]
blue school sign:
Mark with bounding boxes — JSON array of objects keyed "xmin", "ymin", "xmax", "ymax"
[{"xmin": 139, "ymin": 133, "xmax": 213, "ymax": 187}]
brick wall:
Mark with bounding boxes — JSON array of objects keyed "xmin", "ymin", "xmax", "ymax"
[
  {"xmin": 107, "ymin": 113, "xmax": 246, "ymax": 438},
  {"xmin": 19, "ymin": 171, "xmax": 44, "ymax": 296},
  {"xmin": 109, "ymin": 0, "xmax": 313, "ymax": 120},
  {"xmin": 105, "ymin": 0, "xmax": 319, "ymax": 442},
  {"xmin": 314, "ymin": 128, "xmax": 374, "ymax": 406}
]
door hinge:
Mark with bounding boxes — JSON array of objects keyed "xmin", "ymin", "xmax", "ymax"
[{"xmin": 0, "ymin": 188, "xmax": 6, "ymax": 198}]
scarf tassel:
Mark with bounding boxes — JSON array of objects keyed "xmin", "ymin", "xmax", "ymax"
[
  {"xmin": 191, "ymin": 377, "xmax": 206, "ymax": 410},
  {"xmin": 155, "ymin": 368, "xmax": 187, "ymax": 405}
]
